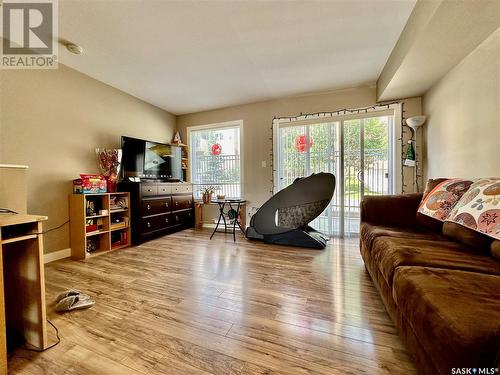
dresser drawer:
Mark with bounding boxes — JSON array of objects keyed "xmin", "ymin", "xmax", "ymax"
[
  {"xmin": 157, "ymin": 184, "xmax": 172, "ymax": 195},
  {"xmin": 141, "ymin": 216, "xmax": 157, "ymax": 233},
  {"xmin": 172, "ymin": 184, "xmax": 193, "ymax": 194},
  {"xmin": 156, "ymin": 213, "xmax": 173, "ymax": 228},
  {"xmin": 141, "ymin": 213, "xmax": 172, "ymax": 233},
  {"xmin": 172, "ymin": 210, "xmax": 193, "ymax": 226},
  {"xmin": 141, "ymin": 184, "xmax": 158, "ymax": 196},
  {"xmin": 141, "ymin": 197, "xmax": 171, "ymax": 216},
  {"xmin": 172, "ymin": 195, "xmax": 193, "ymax": 211}
]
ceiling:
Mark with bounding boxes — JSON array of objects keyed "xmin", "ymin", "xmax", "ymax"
[
  {"xmin": 377, "ymin": 0, "xmax": 500, "ymax": 101},
  {"xmin": 59, "ymin": 0, "xmax": 416, "ymax": 115}
]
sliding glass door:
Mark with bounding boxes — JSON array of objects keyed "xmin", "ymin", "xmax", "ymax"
[{"xmin": 276, "ymin": 113, "xmax": 394, "ymax": 237}]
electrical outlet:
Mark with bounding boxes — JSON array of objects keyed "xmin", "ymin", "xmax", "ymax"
[{"xmin": 261, "ymin": 161, "xmax": 266, "ymax": 168}]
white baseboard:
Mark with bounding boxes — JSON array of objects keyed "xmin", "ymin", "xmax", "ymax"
[{"xmin": 44, "ymin": 248, "xmax": 71, "ymax": 264}]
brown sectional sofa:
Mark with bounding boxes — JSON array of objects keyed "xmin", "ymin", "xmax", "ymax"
[{"xmin": 360, "ymin": 193, "xmax": 500, "ymax": 375}]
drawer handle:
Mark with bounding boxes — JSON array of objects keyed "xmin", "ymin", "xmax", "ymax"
[
  {"xmin": 147, "ymin": 222, "xmax": 151, "ymax": 227},
  {"xmin": 165, "ymin": 218, "xmax": 169, "ymax": 223},
  {"xmin": 175, "ymin": 215, "xmax": 179, "ymax": 221},
  {"xmin": 175, "ymin": 201, "xmax": 179, "ymax": 206},
  {"xmin": 165, "ymin": 202, "xmax": 169, "ymax": 207},
  {"xmin": 147, "ymin": 204, "xmax": 151, "ymax": 210}
]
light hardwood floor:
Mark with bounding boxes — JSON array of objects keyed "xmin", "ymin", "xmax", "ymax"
[{"xmin": 8, "ymin": 229, "xmax": 416, "ymax": 374}]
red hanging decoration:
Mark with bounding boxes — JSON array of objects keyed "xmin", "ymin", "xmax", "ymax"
[
  {"xmin": 211, "ymin": 143, "xmax": 222, "ymax": 156},
  {"xmin": 294, "ymin": 135, "xmax": 313, "ymax": 153}
]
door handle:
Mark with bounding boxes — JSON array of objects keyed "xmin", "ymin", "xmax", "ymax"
[{"xmin": 356, "ymin": 171, "xmax": 364, "ymax": 182}]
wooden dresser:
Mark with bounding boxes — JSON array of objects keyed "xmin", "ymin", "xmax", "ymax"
[{"xmin": 118, "ymin": 182, "xmax": 194, "ymax": 245}]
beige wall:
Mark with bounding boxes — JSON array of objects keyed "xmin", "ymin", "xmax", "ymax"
[
  {"xmin": 0, "ymin": 64, "xmax": 175, "ymax": 254},
  {"xmin": 423, "ymin": 28, "xmax": 500, "ymax": 179},
  {"xmin": 177, "ymin": 86, "xmax": 422, "ymax": 216}
]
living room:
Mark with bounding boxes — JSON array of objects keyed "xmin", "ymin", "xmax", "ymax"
[{"xmin": 0, "ymin": 0, "xmax": 498, "ymax": 374}]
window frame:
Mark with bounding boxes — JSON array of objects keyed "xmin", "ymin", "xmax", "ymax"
[
  {"xmin": 272, "ymin": 105, "xmax": 402, "ymax": 195},
  {"xmin": 187, "ymin": 120, "xmax": 244, "ymax": 199}
]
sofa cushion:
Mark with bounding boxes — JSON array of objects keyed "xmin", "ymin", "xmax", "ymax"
[
  {"xmin": 492, "ymin": 240, "xmax": 500, "ymax": 260},
  {"xmin": 422, "ymin": 178, "xmax": 449, "ymax": 199},
  {"xmin": 443, "ymin": 221, "xmax": 493, "ymax": 253},
  {"xmin": 371, "ymin": 236, "xmax": 500, "ymax": 287},
  {"xmin": 360, "ymin": 193, "xmax": 423, "ymax": 227},
  {"xmin": 417, "ymin": 178, "xmax": 474, "ymax": 221},
  {"xmin": 360, "ymin": 222, "xmax": 445, "ymax": 251},
  {"xmin": 393, "ymin": 267, "xmax": 500, "ymax": 374},
  {"xmin": 415, "ymin": 212, "xmax": 444, "ymax": 233},
  {"xmin": 416, "ymin": 178, "xmax": 449, "ymax": 232},
  {"xmin": 445, "ymin": 178, "xmax": 500, "ymax": 242}
]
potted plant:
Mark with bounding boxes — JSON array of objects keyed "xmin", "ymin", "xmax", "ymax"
[{"xmin": 201, "ymin": 186, "xmax": 216, "ymax": 204}]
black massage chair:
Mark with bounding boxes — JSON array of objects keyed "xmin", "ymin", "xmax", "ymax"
[{"xmin": 246, "ymin": 173, "xmax": 336, "ymax": 249}]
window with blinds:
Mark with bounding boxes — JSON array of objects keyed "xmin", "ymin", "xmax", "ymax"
[{"xmin": 188, "ymin": 122, "xmax": 242, "ymax": 199}]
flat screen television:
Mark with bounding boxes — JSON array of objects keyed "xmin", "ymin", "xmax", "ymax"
[{"xmin": 121, "ymin": 136, "xmax": 182, "ymax": 181}]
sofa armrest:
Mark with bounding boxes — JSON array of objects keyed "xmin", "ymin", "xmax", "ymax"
[{"xmin": 360, "ymin": 193, "xmax": 423, "ymax": 226}]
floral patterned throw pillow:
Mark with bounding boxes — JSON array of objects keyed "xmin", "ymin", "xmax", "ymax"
[
  {"xmin": 417, "ymin": 178, "xmax": 474, "ymax": 221},
  {"xmin": 446, "ymin": 178, "xmax": 500, "ymax": 240}
]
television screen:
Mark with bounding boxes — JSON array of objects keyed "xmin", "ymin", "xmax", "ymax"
[
  {"xmin": 144, "ymin": 142, "xmax": 174, "ymax": 174},
  {"xmin": 121, "ymin": 136, "xmax": 182, "ymax": 181},
  {"xmin": 121, "ymin": 136, "xmax": 145, "ymax": 177}
]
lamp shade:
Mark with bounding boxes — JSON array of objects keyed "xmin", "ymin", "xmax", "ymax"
[{"xmin": 406, "ymin": 116, "xmax": 426, "ymax": 131}]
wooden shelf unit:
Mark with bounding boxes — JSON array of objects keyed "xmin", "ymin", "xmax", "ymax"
[
  {"xmin": 169, "ymin": 143, "xmax": 189, "ymax": 182},
  {"xmin": 69, "ymin": 192, "xmax": 131, "ymax": 260}
]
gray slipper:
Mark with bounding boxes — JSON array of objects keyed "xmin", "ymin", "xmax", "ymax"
[
  {"xmin": 55, "ymin": 294, "xmax": 95, "ymax": 312},
  {"xmin": 55, "ymin": 289, "xmax": 82, "ymax": 303}
]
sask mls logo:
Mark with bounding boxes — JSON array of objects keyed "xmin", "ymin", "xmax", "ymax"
[
  {"xmin": 0, "ymin": 0, "xmax": 58, "ymax": 69},
  {"xmin": 451, "ymin": 368, "xmax": 498, "ymax": 375}
]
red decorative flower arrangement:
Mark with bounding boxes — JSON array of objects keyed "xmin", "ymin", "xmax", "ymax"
[
  {"xmin": 211, "ymin": 143, "xmax": 222, "ymax": 156},
  {"xmin": 294, "ymin": 135, "xmax": 313, "ymax": 153},
  {"xmin": 96, "ymin": 148, "xmax": 122, "ymax": 192}
]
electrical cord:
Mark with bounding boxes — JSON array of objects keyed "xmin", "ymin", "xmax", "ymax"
[
  {"xmin": 0, "ymin": 208, "xmax": 69, "ymax": 234},
  {"xmin": 34, "ymin": 220, "xmax": 70, "ymax": 235},
  {"xmin": 24, "ymin": 320, "xmax": 60, "ymax": 352}
]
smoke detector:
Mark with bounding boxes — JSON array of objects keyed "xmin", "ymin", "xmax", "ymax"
[{"xmin": 65, "ymin": 43, "xmax": 84, "ymax": 55}]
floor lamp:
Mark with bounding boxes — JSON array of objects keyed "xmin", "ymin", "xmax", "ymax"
[{"xmin": 406, "ymin": 115, "xmax": 426, "ymax": 192}]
